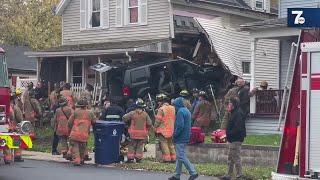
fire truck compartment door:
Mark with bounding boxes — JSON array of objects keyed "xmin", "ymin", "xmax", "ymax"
[{"xmin": 308, "ymin": 52, "xmax": 320, "ymax": 173}]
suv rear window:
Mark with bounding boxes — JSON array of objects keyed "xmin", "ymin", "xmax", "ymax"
[{"xmin": 131, "ymin": 68, "xmax": 147, "ymax": 83}]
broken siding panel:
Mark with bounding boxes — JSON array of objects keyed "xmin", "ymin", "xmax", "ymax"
[
  {"xmin": 279, "ymin": 0, "xmax": 318, "ymax": 18},
  {"xmin": 255, "ymin": 39, "xmax": 279, "ymax": 89},
  {"xmin": 62, "ymin": 0, "xmax": 170, "ymax": 45}
]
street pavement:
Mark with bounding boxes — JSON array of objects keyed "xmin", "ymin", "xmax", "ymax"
[{"xmin": 0, "ymin": 160, "xmax": 214, "ymax": 180}]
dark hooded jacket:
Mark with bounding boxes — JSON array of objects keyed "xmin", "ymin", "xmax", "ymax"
[
  {"xmin": 226, "ymin": 98, "xmax": 246, "ymax": 143},
  {"xmin": 173, "ymin": 97, "xmax": 192, "ymax": 144}
]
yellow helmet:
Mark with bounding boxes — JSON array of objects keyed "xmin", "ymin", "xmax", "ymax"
[{"xmin": 15, "ymin": 88, "xmax": 22, "ymax": 95}]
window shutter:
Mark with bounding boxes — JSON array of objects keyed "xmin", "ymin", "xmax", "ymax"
[
  {"xmin": 123, "ymin": 0, "xmax": 129, "ymax": 25},
  {"xmin": 80, "ymin": 0, "xmax": 87, "ymax": 30},
  {"xmin": 101, "ymin": 0, "xmax": 109, "ymax": 28},
  {"xmin": 139, "ymin": 0, "xmax": 147, "ymax": 25},
  {"xmin": 116, "ymin": 0, "xmax": 123, "ymax": 27}
]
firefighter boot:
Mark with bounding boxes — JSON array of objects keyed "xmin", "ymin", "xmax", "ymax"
[
  {"xmin": 14, "ymin": 156, "xmax": 24, "ymax": 162},
  {"xmin": 84, "ymin": 155, "xmax": 92, "ymax": 161}
]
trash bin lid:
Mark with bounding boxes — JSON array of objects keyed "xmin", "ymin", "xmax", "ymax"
[{"xmin": 96, "ymin": 120, "xmax": 125, "ymax": 125}]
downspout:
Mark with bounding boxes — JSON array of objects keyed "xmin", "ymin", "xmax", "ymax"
[{"xmin": 126, "ymin": 51, "xmax": 132, "ymax": 62}]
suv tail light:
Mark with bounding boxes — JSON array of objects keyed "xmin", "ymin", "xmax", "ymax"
[
  {"xmin": 0, "ymin": 105, "xmax": 6, "ymax": 123},
  {"xmin": 122, "ymin": 86, "xmax": 130, "ymax": 96}
]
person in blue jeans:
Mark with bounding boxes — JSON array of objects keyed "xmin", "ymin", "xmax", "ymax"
[{"xmin": 169, "ymin": 97, "xmax": 198, "ymax": 180}]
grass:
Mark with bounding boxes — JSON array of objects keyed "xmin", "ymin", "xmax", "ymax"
[
  {"xmin": 117, "ymin": 159, "xmax": 274, "ymax": 180},
  {"xmin": 204, "ymin": 134, "xmax": 281, "ymax": 146}
]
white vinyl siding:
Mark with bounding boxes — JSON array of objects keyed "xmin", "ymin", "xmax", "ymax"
[
  {"xmin": 63, "ymin": 0, "xmax": 169, "ymax": 45},
  {"xmin": 279, "ymin": 0, "xmax": 318, "ymax": 18}
]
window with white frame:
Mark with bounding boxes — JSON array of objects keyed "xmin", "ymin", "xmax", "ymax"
[
  {"xmin": 128, "ymin": 0, "xmax": 139, "ymax": 23},
  {"xmin": 242, "ymin": 61, "xmax": 251, "ymax": 74},
  {"xmin": 80, "ymin": 0, "xmax": 109, "ymax": 30},
  {"xmin": 91, "ymin": 0, "xmax": 101, "ymax": 27},
  {"xmin": 255, "ymin": 0, "xmax": 264, "ymax": 9}
]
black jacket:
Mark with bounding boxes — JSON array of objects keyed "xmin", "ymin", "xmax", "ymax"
[
  {"xmin": 226, "ymin": 108, "xmax": 246, "ymax": 143},
  {"xmin": 100, "ymin": 105, "xmax": 125, "ymax": 121}
]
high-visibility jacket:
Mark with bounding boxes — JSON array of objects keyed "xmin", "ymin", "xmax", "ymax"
[
  {"xmin": 54, "ymin": 106, "xmax": 73, "ymax": 136},
  {"xmin": 60, "ymin": 90, "xmax": 75, "ymax": 109},
  {"xmin": 69, "ymin": 109, "xmax": 96, "ymax": 142},
  {"xmin": 155, "ymin": 103, "xmax": 175, "ymax": 138},
  {"xmin": 123, "ymin": 109, "xmax": 152, "ymax": 140}
]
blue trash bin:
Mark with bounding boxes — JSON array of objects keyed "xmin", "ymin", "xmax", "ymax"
[{"xmin": 94, "ymin": 120, "xmax": 125, "ymax": 165}]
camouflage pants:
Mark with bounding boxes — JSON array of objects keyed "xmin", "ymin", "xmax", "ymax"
[
  {"xmin": 127, "ymin": 139, "xmax": 144, "ymax": 160},
  {"xmin": 69, "ymin": 140, "xmax": 86, "ymax": 165},
  {"xmin": 227, "ymin": 142, "xmax": 243, "ymax": 177},
  {"xmin": 159, "ymin": 135, "xmax": 176, "ymax": 162},
  {"xmin": 58, "ymin": 136, "xmax": 68, "ymax": 154}
]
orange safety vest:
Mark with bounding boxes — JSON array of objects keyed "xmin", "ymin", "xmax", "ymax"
[
  {"xmin": 69, "ymin": 110, "xmax": 92, "ymax": 142},
  {"xmin": 155, "ymin": 104, "xmax": 175, "ymax": 138},
  {"xmin": 55, "ymin": 107, "xmax": 72, "ymax": 136},
  {"xmin": 128, "ymin": 111, "xmax": 149, "ymax": 140},
  {"xmin": 61, "ymin": 90, "xmax": 75, "ymax": 109}
]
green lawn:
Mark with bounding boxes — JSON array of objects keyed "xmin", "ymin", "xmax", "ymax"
[
  {"xmin": 205, "ymin": 134, "xmax": 281, "ymax": 146},
  {"xmin": 117, "ymin": 159, "xmax": 273, "ymax": 180}
]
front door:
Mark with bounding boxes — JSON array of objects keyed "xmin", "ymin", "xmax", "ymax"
[{"xmin": 71, "ymin": 59, "xmax": 84, "ymax": 84}]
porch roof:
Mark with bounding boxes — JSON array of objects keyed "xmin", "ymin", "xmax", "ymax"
[{"xmin": 25, "ymin": 39, "xmax": 171, "ymax": 58}]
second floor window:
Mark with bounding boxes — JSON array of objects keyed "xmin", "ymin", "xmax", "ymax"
[
  {"xmin": 91, "ymin": 0, "xmax": 101, "ymax": 27},
  {"xmin": 255, "ymin": 0, "xmax": 264, "ymax": 9},
  {"xmin": 128, "ymin": 0, "xmax": 138, "ymax": 23}
]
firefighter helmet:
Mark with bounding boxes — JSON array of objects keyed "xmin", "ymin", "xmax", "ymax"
[
  {"xmin": 58, "ymin": 95, "xmax": 68, "ymax": 106},
  {"xmin": 135, "ymin": 98, "xmax": 146, "ymax": 108},
  {"xmin": 76, "ymin": 98, "xmax": 88, "ymax": 107},
  {"xmin": 199, "ymin": 91, "xmax": 207, "ymax": 98},
  {"xmin": 180, "ymin": 90, "xmax": 189, "ymax": 97},
  {"xmin": 15, "ymin": 88, "xmax": 22, "ymax": 95},
  {"xmin": 156, "ymin": 93, "xmax": 168, "ymax": 101}
]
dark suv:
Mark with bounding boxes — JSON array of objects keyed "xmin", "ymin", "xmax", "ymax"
[{"xmin": 105, "ymin": 58, "xmax": 226, "ymax": 108}]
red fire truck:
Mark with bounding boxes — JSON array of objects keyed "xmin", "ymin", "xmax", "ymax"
[
  {"xmin": 0, "ymin": 47, "xmax": 10, "ymax": 126},
  {"xmin": 272, "ymin": 30, "xmax": 320, "ymax": 179}
]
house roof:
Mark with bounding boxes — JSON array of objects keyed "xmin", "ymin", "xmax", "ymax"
[
  {"xmin": 0, "ymin": 45, "xmax": 37, "ymax": 71},
  {"xmin": 25, "ymin": 39, "xmax": 171, "ymax": 57},
  {"xmin": 197, "ymin": 0, "xmax": 251, "ymax": 10},
  {"xmin": 240, "ymin": 17, "xmax": 287, "ymax": 31}
]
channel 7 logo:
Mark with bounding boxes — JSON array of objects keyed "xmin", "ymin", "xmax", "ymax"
[{"xmin": 288, "ymin": 8, "xmax": 320, "ymax": 28}]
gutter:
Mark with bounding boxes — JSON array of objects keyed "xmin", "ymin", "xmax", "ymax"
[{"xmin": 126, "ymin": 51, "xmax": 132, "ymax": 62}]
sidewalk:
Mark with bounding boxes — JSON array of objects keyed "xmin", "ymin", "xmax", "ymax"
[{"xmin": 23, "ymin": 144, "xmax": 156, "ymax": 164}]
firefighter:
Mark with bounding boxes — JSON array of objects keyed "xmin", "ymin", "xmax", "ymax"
[
  {"xmin": 53, "ymin": 96, "xmax": 73, "ymax": 158},
  {"xmin": 68, "ymin": 98, "xmax": 96, "ymax": 166},
  {"xmin": 123, "ymin": 99, "xmax": 152, "ymax": 163},
  {"xmin": 14, "ymin": 88, "xmax": 23, "ymax": 111},
  {"xmin": 180, "ymin": 90, "xmax": 192, "ymax": 111},
  {"xmin": 60, "ymin": 83, "xmax": 75, "ymax": 109},
  {"xmin": 154, "ymin": 93, "xmax": 176, "ymax": 163},
  {"xmin": 22, "ymin": 82, "xmax": 34, "ymax": 110},
  {"xmin": 191, "ymin": 88, "xmax": 200, "ymax": 114},
  {"xmin": 24, "ymin": 90, "xmax": 42, "ymax": 126},
  {"xmin": 80, "ymin": 84, "xmax": 93, "ymax": 106},
  {"xmin": 192, "ymin": 91, "xmax": 213, "ymax": 133},
  {"xmin": 221, "ymin": 85, "xmax": 240, "ymax": 130},
  {"xmin": 3, "ymin": 94, "xmax": 24, "ymax": 164}
]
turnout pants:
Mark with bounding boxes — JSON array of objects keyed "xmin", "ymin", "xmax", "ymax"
[
  {"xmin": 227, "ymin": 142, "xmax": 243, "ymax": 177},
  {"xmin": 127, "ymin": 139, "xmax": 144, "ymax": 160},
  {"xmin": 69, "ymin": 140, "xmax": 86, "ymax": 165},
  {"xmin": 159, "ymin": 135, "xmax": 176, "ymax": 162},
  {"xmin": 3, "ymin": 148, "xmax": 22, "ymax": 163},
  {"xmin": 58, "ymin": 136, "xmax": 68, "ymax": 154}
]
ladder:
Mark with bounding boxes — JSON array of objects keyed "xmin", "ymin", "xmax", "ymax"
[{"xmin": 277, "ymin": 33, "xmax": 301, "ymax": 131}]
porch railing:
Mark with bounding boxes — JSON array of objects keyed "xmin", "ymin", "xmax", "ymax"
[
  {"xmin": 71, "ymin": 83, "xmax": 103, "ymax": 105},
  {"xmin": 255, "ymin": 89, "xmax": 284, "ymax": 115}
]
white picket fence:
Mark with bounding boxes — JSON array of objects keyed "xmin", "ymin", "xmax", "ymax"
[
  {"xmin": 71, "ymin": 83, "xmax": 103, "ymax": 105},
  {"xmin": 16, "ymin": 77, "xmax": 38, "ymax": 90}
]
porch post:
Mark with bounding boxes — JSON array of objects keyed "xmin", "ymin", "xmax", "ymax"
[
  {"xmin": 98, "ymin": 56, "xmax": 102, "ymax": 86},
  {"xmin": 66, "ymin": 56, "xmax": 70, "ymax": 83},
  {"xmin": 36, "ymin": 57, "xmax": 42, "ymax": 81},
  {"xmin": 250, "ymin": 38, "xmax": 257, "ymax": 114}
]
